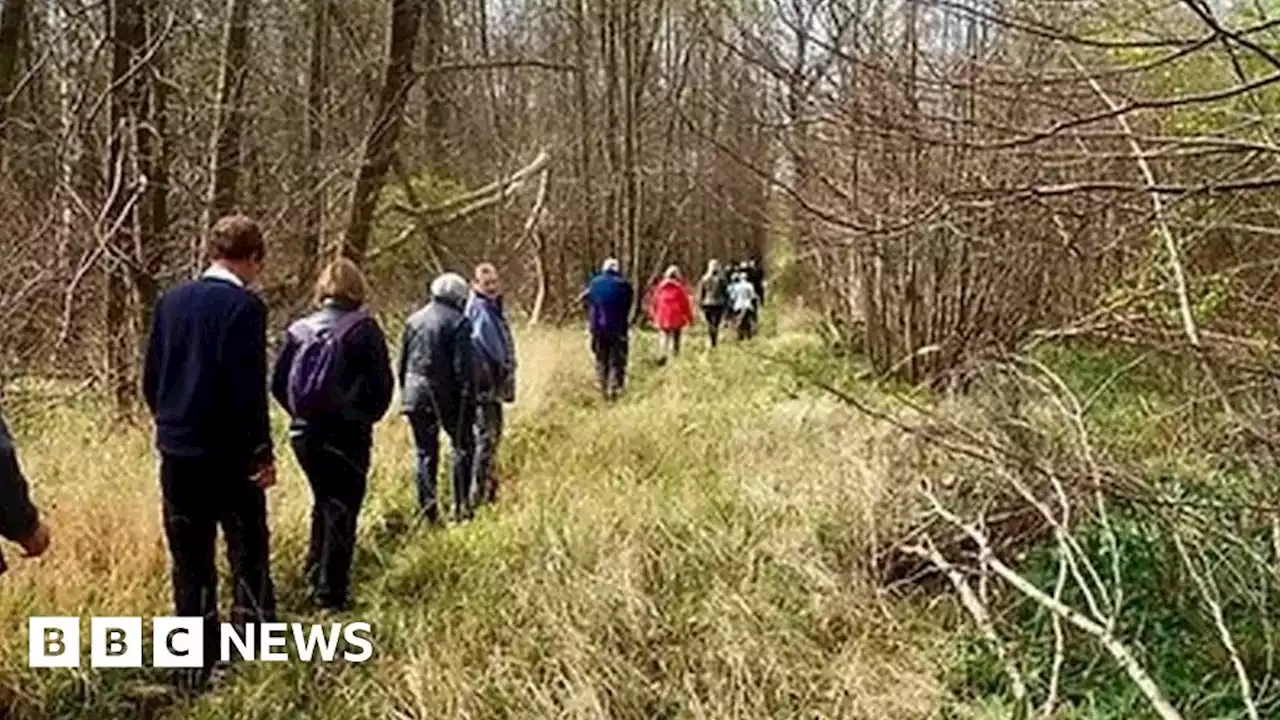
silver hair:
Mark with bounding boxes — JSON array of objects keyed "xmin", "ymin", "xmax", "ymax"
[
  {"xmin": 664, "ymin": 264, "xmax": 681, "ymax": 280},
  {"xmin": 430, "ymin": 272, "xmax": 470, "ymax": 303},
  {"xmin": 602, "ymin": 257, "xmax": 620, "ymax": 272}
]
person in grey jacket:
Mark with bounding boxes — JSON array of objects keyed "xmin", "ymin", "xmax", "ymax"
[
  {"xmin": 399, "ymin": 272, "xmax": 477, "ymax": 523},
  {"xmin": 0, "ymin": 408, "xmax": 50, "ymax": 575},
  {"xmin": 465, "ymin": 263, "xmax": 516, "ymax": 507}
]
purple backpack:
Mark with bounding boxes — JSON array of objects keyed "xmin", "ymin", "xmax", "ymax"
[{"xmin": 286, "ymin": 308, "xmax": 369, "ymax": 420}]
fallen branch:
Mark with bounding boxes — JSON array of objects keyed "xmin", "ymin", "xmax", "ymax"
[
  {"xmin": 369, "ymin": 150, "xmax": 551, "ymax": 261},
  {"xmin": 1172, "ymin": 532, "xmax": 1261, "ymax": 720},
  {"xmin": 924, "ymin": 491, "xmax": 1185, "ymax": 720},
  {"xmin": 904, "ymin": 541, "xmax": 1031, "ymax": 710}
]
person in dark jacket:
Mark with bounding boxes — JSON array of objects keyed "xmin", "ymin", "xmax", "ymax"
[
  {"xmin": 584, "ymin": 258, "xmax": 634, "ymax": 401},
  {"xmin": 697, "ymin": 259, "xmax": 730, "ymax": 348},
  {"xmin": 465, "ymin": 263, "xmax": 516, "ymax": 507},
  {"xmin": 399, "ymin": 272, "xmax": 476, "ymax": 523},
  {"xmin": 744, "ymin": 259, "xmax": 766, "ymax": 306},
  {"xmin": 271, "ymin": 258, "xmax": 392, "ymax": 611},
  {"xmin": 0, "ymin": 408, "xmax": 50, "ymax": 576},
  {"xmin": 142, "ymin": 214, "xmax": 276, "ymax": 689}
]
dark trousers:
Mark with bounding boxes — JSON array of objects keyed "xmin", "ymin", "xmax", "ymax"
[
  {"xmin": 702, "ymin": 305, "xmax": 725, "ymax": 347},
  {"xmin": 735, "ymin": 309, "xmax": 757, "ymax": 340},
  {"xmin": 290, "ymin": 435, "xmax": 369, "ymax": 608},
  {"xmin": 160, "ymin": 455, "xmax": 276, "ymax": 667},
  {"xmin": 658, "ymin": 329, "xmax": 682, "ymax": 362},
  {"xmin": 591, "ymin": 333, "xmax": 629, "ymax": 400},
  {"xmin": 408, "ymin": 407, "xmax": 475, "ymax": 522},
  {"xmin": 473, "ymin": 401, "xmax": 504, "ymax": 506}
]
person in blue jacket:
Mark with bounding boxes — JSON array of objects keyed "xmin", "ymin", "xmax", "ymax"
[
  {"xmin": 465, "ymin": 263, "xmax": 516, "ymax": 506},
  {"xmin": 583, "ymin": 258, "xmax": 634, "ymax": 401}
]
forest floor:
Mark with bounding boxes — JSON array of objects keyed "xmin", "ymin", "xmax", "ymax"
[{"xmin": 0, "ymin": 310, "xmax": 955, "ymax": 719}]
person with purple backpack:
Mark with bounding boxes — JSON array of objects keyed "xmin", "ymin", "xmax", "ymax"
[{"xmin": 271, "ymin": 258, "xmax": 393, "ymax": 611}]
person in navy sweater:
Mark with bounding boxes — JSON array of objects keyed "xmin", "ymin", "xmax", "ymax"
[
  {"xmin": 583, "ymin": 258, "xmax": 634, "ymax": 401},
  {"xmin": 142, "ymin": 215, "xmax": 276, "ymax": 689},
  {"xmin": 271, "ymin": 258, "xmax": 393, "ymax": 611},
  {"xmin": 0, "ymin": 407, "xmax": 50, "ymax": 576}
]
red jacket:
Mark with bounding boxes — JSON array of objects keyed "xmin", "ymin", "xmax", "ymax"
[{"xmin": 649, "ymin": 279, "xmax": 694, "ymax": 331}]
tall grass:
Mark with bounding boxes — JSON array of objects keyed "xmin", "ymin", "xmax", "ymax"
[{"xmin": 0, "ymin": 323, "xmax": 943, "ymax": 719}]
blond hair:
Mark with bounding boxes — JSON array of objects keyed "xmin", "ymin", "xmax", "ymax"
[{"xmin": 314, "ymin": 257, "xmax": 369, "ymax": 306}]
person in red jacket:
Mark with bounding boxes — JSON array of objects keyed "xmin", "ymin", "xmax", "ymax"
[{"xmin": 648, "ymin": 265, "xmax": 694, "ymax": 363}]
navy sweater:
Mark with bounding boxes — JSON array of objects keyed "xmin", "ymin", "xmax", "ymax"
[
  {"xmin": 143, "ymin": 277, "xmax": 273, "ymax": 470},
  {"xmin": 0, "ymin": 409, "xmax": 39, "ymax": 575}
]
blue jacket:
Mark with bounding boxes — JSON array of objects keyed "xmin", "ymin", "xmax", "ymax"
[
  {"xmin": 585, "ymin": 270, "xmax": 634, "ymax": 337},
  {"xmin": 465, "ymin": 292, "xmax": 516, "ymax": 403},
  {"xmin": 143, "ymin": 276, "xmax": 273, "ymax": 471}
]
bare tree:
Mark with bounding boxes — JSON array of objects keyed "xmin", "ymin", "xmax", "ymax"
[
  {"xmin": 205, "ymin": 0, "xmax": 253, "ymax": 226},
  {"xmin": 342, "ymin": 0, "xmax": 425, "ymax": 263},
  {"xmin": 0, "ymin": 0, "xmax": 26, "ymax": 159},
  {"xmin": 297, "ymin": 0, "xmax": 329, "ymax": 297}
]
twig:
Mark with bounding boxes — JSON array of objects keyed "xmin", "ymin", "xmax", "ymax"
[
  {"xmin": 904, "ymin": 541, "xmax": 1031, "ymax": 710},
  {"xmin": 924, "ymin": 490, "xmax": 1185, "ymax": 720},
  {"xmin": 1172, "ymin": 532, "xmax": 1261, "ymax": 720}
]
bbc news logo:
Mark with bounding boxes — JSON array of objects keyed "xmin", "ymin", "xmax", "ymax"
[{"xmin": 29, "ymin": 617, "xmax": 374, "ymax": 668}]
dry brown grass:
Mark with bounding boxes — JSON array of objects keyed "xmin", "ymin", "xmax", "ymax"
[{"xmin": 0, "ymin": 325, "xmax": 945, "ymax": 719}]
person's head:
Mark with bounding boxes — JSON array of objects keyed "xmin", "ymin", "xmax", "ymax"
[
  {"xmin": 314, "ymin": 257, "xmax": 368, "ymax": 307},
  {"xmin": 706, "ymin": 259, "xmax": 720, "ymax": 274},
  {"xmin": 663, "ymin": 265, "xmax": 681, "ymax": 281},
  {"xmin": 207, "ymin": 215, "xmax": 265, "ymax": 285},
  {"xmin": 602, "ymin": 257, "xmax": 620, "ymax": 274},
  {"xmin": 474, "ymin": 262, "xmax": 501, "ymax": 298},
  {"xmin": 430, "ymin": 272, "xmax": 470, "ymax": 307}
]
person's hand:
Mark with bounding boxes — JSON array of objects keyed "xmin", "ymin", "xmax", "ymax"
[
  {"xmin": 20, "ymin": 522, "xmax": 50, "ymax": 558},
  {"xmin": 252, "ymin": 462, "xmax": 277, "ymax": 489}
]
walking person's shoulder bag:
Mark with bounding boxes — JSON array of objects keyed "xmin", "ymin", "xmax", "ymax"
[{"xmin": 286, "ymin": 308, "xmax": 370, "ymax": 421}]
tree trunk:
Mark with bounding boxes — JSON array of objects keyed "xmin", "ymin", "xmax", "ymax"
[
  {"xmin": 421, "ymin": 0, "xmax": 445, "ymax": 165},
  {"xmin": 621, "ymin": 0, "xmax": 638, "ymax": 290},
  {"xmin": 298, "ymin": 0, "xmax": 329, "ymax": 297},
  {"xmin": 134, "ymin": 0, "xmax": 167, "ymax": 338},
  {"xmin": 477, "ymin": 0, "xmax": 501, "ymax": 142},
  {"xmin": 205, "ymin": 0, "xmax": 252, "ymax": 227},
  {"xmin": 601, "ymin": 0, "xmax": 621, "ymax": 259},
  {"xmin": 0, "ymin": 0, "xmax": 26, "ymax": 161},
  {"xmin": 574, "ymin": 0, "xmax": 595, "ymax": 254},
  {"xmin": 342, "ymin": 0, "xmax": 424, "ymax": 264},
  {"xmin": 106, "ymin": 0, "xmax": 146, "ymax": 412}
]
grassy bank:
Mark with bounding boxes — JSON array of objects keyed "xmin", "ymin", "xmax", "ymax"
[{"xmin": 0, "ymin": 322, "xmax": 944, "ymax": 719}]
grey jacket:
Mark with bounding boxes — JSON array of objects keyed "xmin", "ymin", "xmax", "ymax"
[{"xmin": 398, "ymin": 296, "xmax": 475, "ymax": 423}]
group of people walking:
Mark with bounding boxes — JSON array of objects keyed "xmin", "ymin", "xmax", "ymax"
[
  {"xmin": 581, "ymin": 256, "xmax": 765, "ymax": 400},
  {"xmin": 136, "ymin": 215, "xmax": 518, "ymax": 688},
  {"xmin": 0, "ymin": 215, "xmax": 766, "ymax": 691}
]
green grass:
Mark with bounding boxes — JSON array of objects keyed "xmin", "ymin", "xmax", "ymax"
[
  {"xmin": 0, "ymin": 325, "xmax": 943, "ymax": 719},
  {"xmin": 936, "ymin": 341, "xmax": 1280, "ymax": 720}
]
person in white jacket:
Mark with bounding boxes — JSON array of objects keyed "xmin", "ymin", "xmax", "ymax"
[{"xmin": 727, "ymin": 272, "xmax": 759, "ymax": 340}]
